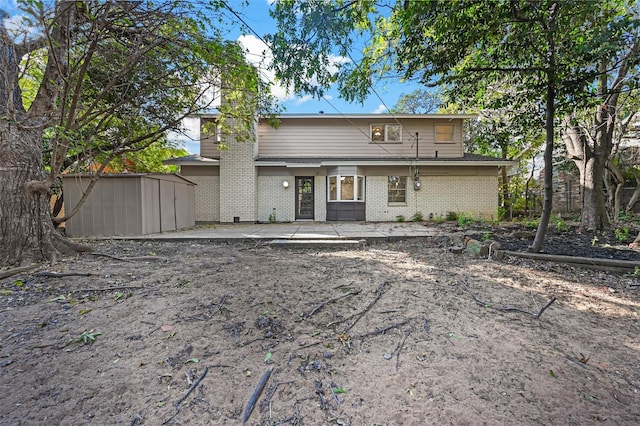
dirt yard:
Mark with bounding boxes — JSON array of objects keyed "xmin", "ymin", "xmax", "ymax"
[{"xmin": 1, "ymin": 224, "xmax": 639, "ymax": 425}]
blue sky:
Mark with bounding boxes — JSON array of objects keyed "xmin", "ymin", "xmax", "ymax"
[
  {"xmin": 2, "ymin": 0, "xmax": 422, "ymax": 153},
  {"xmin": 227, "ymin": 0, "xmax": 419, "ymax": 115}
]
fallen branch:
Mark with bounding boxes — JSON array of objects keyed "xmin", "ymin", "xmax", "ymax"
[
  {"xmin": 0, "ymin": 265, "xmax": 38, "ymax": 280},
  {"xmin": 342, "ymin": 283, "xmax": 388, "ymax": 333},
  {"xmin": 88, "ymin": 252, "xmax": 168, "ymax": 262},
  {"xmin": 242, "ymin": 367, "xmax": 273, "ymax": 424},
  {"xmin": 501, "ymin": 250, "xmax": 640, "ymax": 274},
  {"xmin": 327, "ymin": 283, "xmax": 388, "ymax": 331},
  {"xmin": 163, "ymin": 366, "xmax": 209, "ymax": 425},
  {"xmin": 304, "ymin": 290, "xmax": 361, "ymax": 319},
  {"xmin": 354, "ymin": 318, "xmax": 412, "ymax": 340},
  {"xmin": 70, "ymin": 285, "xmax": 143, "ymax": 293},
  {"xmin": 395, "ymin": 329, "xmax": 412, "ymax": 371},
  {"xmin": 462, "ymin": 283, "xmax": 556, "ymax": 319},
  {"xmin": 34, "ymin": 271, "xmax": 100, "ymax": 278}
]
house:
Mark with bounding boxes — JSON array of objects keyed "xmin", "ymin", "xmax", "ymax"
[{"xmin": 165, "ymin": 114, "xmax": 514, "ymax": 223}]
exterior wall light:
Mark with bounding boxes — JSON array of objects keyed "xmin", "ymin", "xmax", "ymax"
[{"xmin": 282, "ymin": 181, "xmax": 289, "ymax": 188}]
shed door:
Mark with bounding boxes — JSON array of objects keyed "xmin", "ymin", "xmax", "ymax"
[{"xmin": 295, "ymin": 177, "xmax": 314, "ymax": 220}]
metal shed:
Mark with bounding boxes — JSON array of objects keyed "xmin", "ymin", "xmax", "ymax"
[{"xmin": 62, "ymin": 173, "xmax": 196, "ymax": 237}]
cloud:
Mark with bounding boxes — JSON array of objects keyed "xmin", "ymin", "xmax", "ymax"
[
  {"xmin": 237, "ymin": 34, "xmax": 294, "ymax": 102},
  {"xmin": 372, "ymin": 104, "xmax": 389, "ymax": 114},
  {"xmin": 237, "ymin": 34, "xmax": 350, "ymax": 105},
  {"xmin": 294, "ymin": 95, "xmax": 314, "ymax": 105}
]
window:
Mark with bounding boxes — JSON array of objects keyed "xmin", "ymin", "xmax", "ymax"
[
  {"xmin": 435, "ymin": 124, "xmax": 454, "ymax": 143},
  {"xmin": 328, "ymin": 175, "xmax": 365, "ymax": 201},
  {"xmin": 371, "ymin": 124, "xmax": 402, "ymax": 143},
  {"xmin": 201, "ymin": 119, "xmax": 222, "ymax": 144},
  {"xmin": 388, "ymin": 176, "xmax": 407, "ymax": 203}
]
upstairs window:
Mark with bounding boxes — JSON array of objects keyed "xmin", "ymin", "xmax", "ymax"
[
  {"xmin": 371, "ymin": 124, "xmax": 402, "ymax": 143},
  {"xmin": 435, "ymin": 124, "xmax": 454, "ymax": 143},
  {"xmin": 201, "ymin": 119, "xmax": 222, "ymax": 144},
  {"xmin": 388, "ymin": 176, "xmax": 407, "ymax": 203}
]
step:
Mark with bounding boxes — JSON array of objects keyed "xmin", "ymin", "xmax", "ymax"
[{"xmin": 269, "ymin": 239, "xmax": 365, "ymax": 248}]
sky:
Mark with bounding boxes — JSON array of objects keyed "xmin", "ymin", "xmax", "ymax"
[
  {"xmin": 225, "ymin": 0, "xmax": 419, "ymax": 115},
  {"xmin": 1, "ymin": 0, "xmax": 422, "ymax": 153}
]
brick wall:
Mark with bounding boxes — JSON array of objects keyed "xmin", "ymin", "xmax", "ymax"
[
  {"xmin": 187, "ymin": 176, "xmax": 219, "ymax": 222},
  {"xmin": 219, "ymin": 140, "xmax": 257, "ymax": 222},
  {"xmin": 257, "ymin": 176, "xmax": 295, "ymax": 222},
  {"xmin": 366, "ymin": 175, "xmax": 498, "ymax": 221}
]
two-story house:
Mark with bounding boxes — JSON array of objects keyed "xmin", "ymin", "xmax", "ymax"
[{"xmin": 165, "ymin": 113, "xmax": 514, "ymax": 223}]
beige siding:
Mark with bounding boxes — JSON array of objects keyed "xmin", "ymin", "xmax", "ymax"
[
  {"xmin": 257, "ymin": 117, "xmax": 464, "ymax": 158},
  {"xmin": 200, "ymin": 118, "xmax": 221, "ymax": 159}
]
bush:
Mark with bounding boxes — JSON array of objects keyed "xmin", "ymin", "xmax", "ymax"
[{"xmin": 411, "ymin": 212, "xmax": 424, "ymax": 222}]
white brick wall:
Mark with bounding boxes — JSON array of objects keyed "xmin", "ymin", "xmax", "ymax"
[
  {"xmin": 366, "ymin": 175, "xmax": 498, "ymax": 221},
  {"xmin": 257, "ymin": 176, "xmax": 295, "ymax": 222},
  {"xmin": 256, "ymin": 175, "xmax": 327, "ymax": 222},
  {"xmin": 188, "ymin": 176, "xmax": 219, "ymax": 222},
  {"xmin": 314, "ymin": 177, "xmax": 327, "ymax": 222},
  {"xmin": 219, "ymin": 140, "xmax": 257, "ymax": 222}
]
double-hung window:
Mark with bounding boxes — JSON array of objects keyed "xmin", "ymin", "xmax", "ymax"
[
  {"xmin": 371, "ymin": 124, "xmax": 402, "ymax": 143},
  {"xmin": 388, "ymin": 176, "xmax": 407, "ymax": 203}
]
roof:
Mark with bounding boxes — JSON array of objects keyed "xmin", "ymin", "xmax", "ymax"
[
  {"xmin": 162, "ymin": 154, "xmax": 220, "ymax": 166},
  {"xmin": 255, "ymin": 153, "xmax": 515, "ymax": 167},
  {"xmin": 61, "ymin": 173, "xmax": 197, "ymax": 185},
  {"xmin": 197, "ymin": 113, "xmax": 478, "ymax": 120},
  {"xmin": 165, "ymin": 153, "xmax": 514, "ymax": 167}
]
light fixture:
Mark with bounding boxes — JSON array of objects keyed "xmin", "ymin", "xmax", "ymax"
[{"xmin": 282, "ymin": 181, "xmax": 289, "ymax": 188}]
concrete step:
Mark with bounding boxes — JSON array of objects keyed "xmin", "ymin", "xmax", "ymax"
[{"xmin": 269, "ymin": 239, "xmax": 365, "ymax": 248}]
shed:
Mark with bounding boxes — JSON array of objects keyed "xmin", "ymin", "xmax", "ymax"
[{"xmin": 62, "ymin": 173, "xmax": 196, "ymax": 237}]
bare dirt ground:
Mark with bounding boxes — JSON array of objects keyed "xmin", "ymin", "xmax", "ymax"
[{"xmin": 1, "ymin": 223, "xmax": 639, "ymax": 425}]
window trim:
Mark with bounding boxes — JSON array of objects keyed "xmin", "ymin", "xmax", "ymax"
[
  {"xmin": 370, "ymin": 124, "xmax": 402, "ymax": 143},
  {"xmin": 435, "ymin": 123, "xmax": 455, "ymax": 144},
  {"xmin": 328, "ymin": 175, "xmax": 365, "ymax": 202},
  {"xmin": 388, "ymin": 175, "xmax": 408, "ymax": 204}
]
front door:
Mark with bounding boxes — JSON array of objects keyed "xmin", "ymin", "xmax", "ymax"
[{"xmin": 295, "ymin": 176, "xmax": 314, "ymax": 220}]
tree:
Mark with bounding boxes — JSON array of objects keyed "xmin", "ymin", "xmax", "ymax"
[
  {"xmin": 561, "ymin": 5, "xmax": 640, "ymax": 230},
  {"xmin": 268, "ymin": 0, "xmax": 637, "ymax": 252},
  {"xmin": 390, "ymin": 89, "xmax": 442, "ymax": 114},
  {"xmin": 0, "ymin": 1, "xmax": 271, "ymax": 266}
]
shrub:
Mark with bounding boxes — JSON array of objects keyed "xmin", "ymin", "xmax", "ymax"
[{"xmin": 411, "ymin": 212, "xmax": 424, "ymax": 222}]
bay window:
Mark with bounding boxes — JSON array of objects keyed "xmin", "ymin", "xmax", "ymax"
[{"xmin": 328, "ymin": 175, "xmax": 365, "ymax": 201}]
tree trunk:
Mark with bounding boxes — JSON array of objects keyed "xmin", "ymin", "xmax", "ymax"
[
  {"xmin": 530, "ymin": 71, "xmax": 556, "ymax": 252},
  {"xmin": 0, "ymin": 121, "xmax": 88, "ymax": 266},
  {"xmin": 608, "ymin": 159, "xmax": 625, "ymax": 222},
  {"xmin": 562, "ymin": 117, "xmax": 611, "ymax": 231}
]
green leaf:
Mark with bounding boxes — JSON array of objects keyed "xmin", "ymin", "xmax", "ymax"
[
  {"xmin": 264, "ymin": 352, "xmax": 272, "ymax": 363},
  {"xmin": 332, "ymin": 387, "xmax": 346, "ymax": 394},
  {"xmin": 185, "ymin": 358, "xmax": 199, "ymax": 364},
  {"xmin": 549, "ymin": 369, "xmax": 557, "ymax": 379}
]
